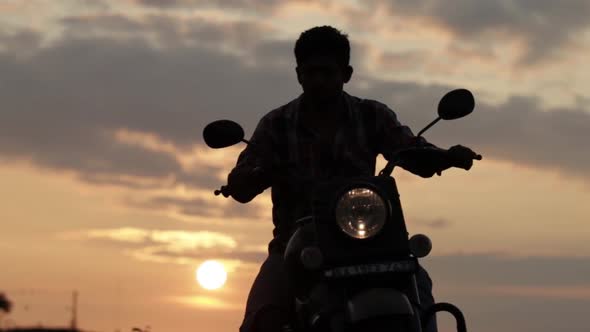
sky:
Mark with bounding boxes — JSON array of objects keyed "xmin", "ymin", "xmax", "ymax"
[{"xmin": 1, "ymin": 0, "xmax": 589, "ymax": 331}]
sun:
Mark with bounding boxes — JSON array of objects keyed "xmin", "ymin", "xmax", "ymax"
[{"xmin": 196, "ymin": 260, "xmax": 227, "ymax": 290}]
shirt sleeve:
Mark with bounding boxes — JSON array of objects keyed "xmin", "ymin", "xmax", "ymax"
[
  {"xmin": 374, "ymin": 102, "xmax": 443, "ymax": 177},
  {"xmin": 227, "ymin": 114, "xmax": 275, "ymax": 200},
  {"xmin": 375, "ymin": 103, "xmax": 428, "ymax": 157}
]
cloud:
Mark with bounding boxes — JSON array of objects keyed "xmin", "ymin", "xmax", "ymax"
[
  {"xmin": 424, "ymin": 253, "xmax": 590, "ymax": 289},
  {"xmin": 364, "ymin": 0, "xmax": 590, "ymax": 65},
  {"xmin": 375, "ymin": 49, "xmax": 429, "ymax": 72},
  {"xmin": 86, "ymin": 228, "xmax": 237, "ymax": 249},
  {"xmin": 75, "ymin": 227, "xmax": 267, "ymax": 265},
  {"xmin": 0, "ymin": 19, "xmax": 294, "ymax": 141},
  {"xmin": 134, "ymin": 0, "xmax": 190, "ymax": 8},
  {"xmin": 423, "ymin": 253, "xmax": 590, "ymax": 332},
  {"xmin": 0, "ymin": 13, "xmax": 588, "ymax": 210},
  {"xmin": 483, "ymin": 285, "xmax": 590, "ymax": 301},
  {"xmin": 134, "ymin": 246, "xmax": 267, "ymax": 266},
  {"xmin": 87, "ymin": 227, "xmax": 152, "ymax": 243},
  {"xmin": 354, "ymin": 78, "xmax": 590, "ymax": 180},
  {"xmin": 78, "ymin": 226, "xmax": 590, "ymax": 298},
  {"xmin": 168, "ymin": 295, "xmax": 241, "ymax": 311},
  {"xmin": 133, "ymin": 0, "xmax": 323, "ymax": 12},
  {"xmin": 410, "ymin": 217, "xmax": 453, "ymax": 229},
  {"xmin": 0, "ymin": 23, "xmax": 297, "ymax": 192},
  {"xmin": 60, "ymin": 12, "xmax": 275, "ymax": 53},
  {"xmin": 124, "ymin": 194, "xmax": 267, "ymax": 220},
  {"xmin": 0, "ymin": 28, "xmax": 41, "ymax": 56}
]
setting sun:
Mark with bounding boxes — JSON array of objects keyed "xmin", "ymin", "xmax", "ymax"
[{"xmin": 196, "ymin": 260, "xmax": 227, "ymax": 290}]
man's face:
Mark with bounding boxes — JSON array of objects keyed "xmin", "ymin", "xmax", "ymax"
[{"xmin": 296, "ymin": 55, "xmax": 352, "ymax": 105}]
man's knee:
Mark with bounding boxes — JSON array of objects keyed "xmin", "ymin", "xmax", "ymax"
[
  {"xmin": 240, "ymin": 306, "xmax": 292, "ymax": 332},
  {"xmin": 416, "ymin": 266, "xmax": 438, "ymax": 332}
]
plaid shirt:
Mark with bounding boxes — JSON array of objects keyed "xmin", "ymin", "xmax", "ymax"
[{"xmin": 231, "ymin": 91, "xmax": 436, "ymax": 252}]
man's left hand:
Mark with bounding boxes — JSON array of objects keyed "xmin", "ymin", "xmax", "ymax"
[{"xmin": 447, "ymin": 145, "xmax": 481, "ymax": 170}]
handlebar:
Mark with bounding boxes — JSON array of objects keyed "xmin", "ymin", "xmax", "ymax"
[
  {"xmin": 379, "ymin": 146, "xmax": 482, "ymax": 177},
  {"xmin": 214, "ymin": 186, "xmax": 231, "ymax": 197},
  {"xmin": 213, "ymin": 163, "xmax": 309, "ymax": 197},
  {"xmin": 215, "ymin": 146, "xmax": 482, "ymax": 197}
]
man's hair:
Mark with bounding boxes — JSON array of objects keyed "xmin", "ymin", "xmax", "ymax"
[{"xmin": 294, "ymin": 26, "xmax": 350, "ymax": 67}]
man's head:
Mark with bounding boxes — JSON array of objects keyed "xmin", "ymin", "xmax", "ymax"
[{"xmin": 294, "ymin": 26, "xmax": 353, "ymax": 105}]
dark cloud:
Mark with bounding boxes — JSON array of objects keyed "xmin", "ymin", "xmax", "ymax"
[
  {"xmin": 76, "ymin": 0, "xmax": 111, "ymax": 11},
  {"xmin": 175, "ymin": 164, "xmax": 229, "ymax": 190},
  {"xmin": 423, "ymin": 253, "xmax": 590, "ymax": 332},
  {"xmin": 0, "ymin": 29, "xmax": 41, "ymax": 56},
  {"xmin": 59, "ymin": 13, "xmax": 274, "ymax": 56},
  {"xmin": 0, "ymin": 22, "xmax": 297, "ymax": 190},
  {"xmin": 375, "ymin": 50, "xmax": 429, "ymax": 72},
  {"xmin": 84, "ymin": 225, "xmax": 590, "ymax": 283},
  {"xmin": 424, "ymin": 253, "xmax": 590, "ymax": 288},
  {"xmin": 134, "ymin": 0, "xmax": 321, "ymax": 11},
  {"xmin": 125, "ymin": 0, "xmax": 590, "ymax": 67},
  {"xmin": 60, "ymin": 14, "xmax": 143, "ymax": 38},
  {"xmin": 365, "ymin": 0, "xmax": 590, "ymax": 65},
  {"xmin": 0, "ymin": 13, "xmax": 588, "ymax": 199},
  {"xmin": 136, "ymin": 0, "xmax": 187, "ymax": 7},
  {"xmin": 410, "ymin": 217, "xmax": 453, "ymax": 229},
  {"xmin": 252, "ymin": 39, "xmax": 295, "ymax": 68},
  {"xmin": 89, "ymin": 225, "xmax": 590, "ymax": 286},
  {"xmin": 350, "ymin": 78, "xmax": 590, "ymax": 179},
  {"xmin": 75, "ymin": 224, "xmax": 590, "ymax": 332},
  {"xmin": 252, "ymin": 39, "xmax": 371, "ymax": 73}
]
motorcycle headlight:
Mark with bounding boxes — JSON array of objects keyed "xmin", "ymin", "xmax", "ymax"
[{"xmin": 335, "ymin": 187, "xmax": 387, "ymax": 239}]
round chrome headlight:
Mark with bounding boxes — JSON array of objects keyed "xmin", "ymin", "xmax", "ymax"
[{"xmin": 335, "ymin": 187, "xmax": 387, "ymax": 239}]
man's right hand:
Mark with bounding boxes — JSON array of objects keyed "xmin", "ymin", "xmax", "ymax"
[{"xmin": 226, "ymin": 166, "xmax": 269, "ymax": 203}]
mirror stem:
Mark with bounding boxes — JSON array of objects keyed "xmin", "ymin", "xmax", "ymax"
[
  {"xmin": 240, "ymin": 138, "xmax": 252, "ymax": 145},
  {"xmin": 417, "ymin": 117, "xmax": 441, "ymax": 137}
]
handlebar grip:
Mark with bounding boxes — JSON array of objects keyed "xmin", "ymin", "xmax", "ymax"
[
  {"xmin": 474, "ymin": 154, "xmax": 482, "ymax": 160},
  {"xmin": 214, "ymin": 185, "xmax": 231, "ymax": 197}
]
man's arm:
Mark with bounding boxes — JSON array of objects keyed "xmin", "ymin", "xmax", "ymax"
[
  {"xmin": 227, "ymin": 115, "xmax": 275, "ymax": 203},
  {"xmin": 375, "ymin": 104, "xmax": 451, "ymax": 178}
]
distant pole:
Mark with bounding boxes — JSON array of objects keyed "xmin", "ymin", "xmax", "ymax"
[{"xmin": 70, "ymin": 291, "xmax": 78, "ymax": 331}]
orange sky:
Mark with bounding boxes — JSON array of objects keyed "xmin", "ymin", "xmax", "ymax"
[{"xmin": 1, "ymin": 1, "xmax": 590, "ymax": 332}]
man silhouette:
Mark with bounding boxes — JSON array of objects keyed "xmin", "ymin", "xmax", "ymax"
[{"xmin": 227, "ymin": 26, "xmax": 478, "ymax": 332}]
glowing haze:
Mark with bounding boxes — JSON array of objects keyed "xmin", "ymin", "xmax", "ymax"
[{"xmin": 1, "ymin": 1, "xmax": 589, "ymax": 332}]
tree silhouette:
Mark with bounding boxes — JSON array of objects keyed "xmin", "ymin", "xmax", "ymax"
[{"xmin": 0, "ymin": 293, "xmax": 11, "ymax": 313}]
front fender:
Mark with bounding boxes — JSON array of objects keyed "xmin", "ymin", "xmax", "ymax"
[{"xmin": 347, "ymin": 288, "xmax": 414, "ymax": 323}]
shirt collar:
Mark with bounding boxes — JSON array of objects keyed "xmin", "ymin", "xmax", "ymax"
[{"xmin": 290, "ymin": 91, "xmax": 356, "ymax": 134}]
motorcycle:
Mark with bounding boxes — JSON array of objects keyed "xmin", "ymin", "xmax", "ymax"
[{"xmin": 203, "ymin": 89, "xmax": 481, "ymax": 332}]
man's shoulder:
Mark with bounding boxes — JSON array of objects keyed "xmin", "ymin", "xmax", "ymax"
[
  {"xmin": 260, "ymin": 96, "xmax": 300, "ymax": 122},
  {"xmin": 345, "ymin": 92, "xmax": 395, "ymax": 114}
]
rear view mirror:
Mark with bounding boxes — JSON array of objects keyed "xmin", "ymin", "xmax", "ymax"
[
  {"xmin": 438, "ymin": 89, "xmax": 475, "ymax": 120},
  {"xmin": 416, "ymin": 88, "xmax": 476, "ymax": 137},
  {"xmin": 203, "ymin": 120, "xmax": 245, "ymax": 149}
]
